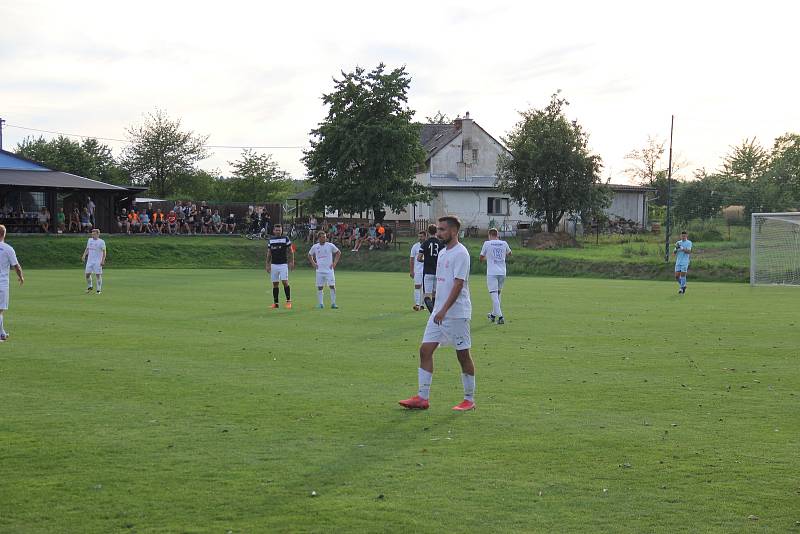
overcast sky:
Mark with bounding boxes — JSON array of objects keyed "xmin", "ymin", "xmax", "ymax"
[{"xmin": 1, "ymin": 0, "xmax": 798, "ymax": 183}]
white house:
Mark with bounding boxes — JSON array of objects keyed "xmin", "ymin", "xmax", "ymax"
[{"xmin": 395, "ymin": 113, "xmax": 653, "ymax": 231}]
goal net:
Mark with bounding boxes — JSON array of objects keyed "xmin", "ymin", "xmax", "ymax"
[{"xmin": 751, "ymin": 212, "xmax": 800, "ymax": 286}]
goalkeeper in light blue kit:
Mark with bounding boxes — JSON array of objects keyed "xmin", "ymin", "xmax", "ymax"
[{"xmin": 673, "ymin": 230, "xmax": 693, "ymax": 294}]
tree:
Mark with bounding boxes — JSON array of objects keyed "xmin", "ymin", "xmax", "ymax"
[
  {"xmin": 302, "ymin": 64, "xmax": 429, "ymax": 216},
  {"xmin": 425, "ymin": 111, "xmax": 452, "ymax": 124},
  {"xmin": 220, "ymin": 149, "xmax": 292, "ymax": 202},
  {"xmin": 624, "ymin": 135, "xmax": 685, "ymax": 206},
  {"xmin": 673, "ymin": 171, "xmax": 725, "ymax": 223},
  {"xmin": 15, "ymin": 135, "xmax": 129, "ymax": 184},
  {"xmin": 721, "ymin": 138, "xmax": 771, "ymax": 181},
  {"xmin": 770, "ymin": 133, "xmax": 800, "ymax": 199},
  {"xmin": 496, "ymin": 92, "xmax": 607, "ymax": 232},
  {"xmin": 121, "ymin": 110, "xmax": 210, "ymax": 198}
]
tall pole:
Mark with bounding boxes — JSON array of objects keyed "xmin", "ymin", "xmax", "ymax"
[
  {"xmin": 0, "ymin": 117, "xmax": 5, "ymax": 150},
  {"xmin": 664, "ymin": 115, "xmax": 674, "ymax": 262}
]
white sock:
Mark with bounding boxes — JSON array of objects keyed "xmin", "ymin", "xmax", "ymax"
[
  {"xmin": 330, "ymin": 288, "xmax": 336, "ymax": 305},
  {"xmin": 0, "ymin": 315, "xmax": 5, "ymax": 336},
  {"xmin": 418, "ymin": 368, "xmax": 433, "ymax": 400},
  {"xmin": 96, "ymin": 275, "xmax": 102, "ymax": 291},
  {"xmin": 490, "ymin": 292, "xmax": 502, "ymax": 317},
  {"xmin": 317, "ymin": 289, "xmax": 324, "ymax": 306},
  {"xmin": 86, "ymin": 275, "xmax": 92, "ymax": 289},
  {"xmin": 461, "ymin": 373, "xmax": 475, "ymax": 401},
  {"xmin": 414, "ymin": 288, "xmax": 421, "ymax": 306}
]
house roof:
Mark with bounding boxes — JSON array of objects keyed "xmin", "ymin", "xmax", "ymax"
[
  {"xmin": 0, "ymin": 149, "xmax": 51, "ymax": 171},
  {"xmin": 606, "ymin": 183, "xmax": 657, "ymax": 192},
  {"xmin": 0, "ymin": 169, "xmax": 130, "ymax": 191},
  {"xmin": 427, "ymin": 178, "xmax": 657, "ymax": 193},
  {"xmin": 419, "ymin": 120, "xmax": 511, "ymax": 161}
]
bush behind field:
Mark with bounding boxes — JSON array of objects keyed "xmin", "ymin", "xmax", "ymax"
[{"xmin": 10, "ymin": 234, "xmax": 749, "ymax": 282}]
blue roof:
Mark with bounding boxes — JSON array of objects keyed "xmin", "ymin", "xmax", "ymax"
[{"xmin": 0, "ymin": 150, "xmax": 49, "ymax": 171}]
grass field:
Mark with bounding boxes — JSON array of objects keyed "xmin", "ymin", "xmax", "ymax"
[{"xmin": 1, "ymin": 269, "xmax": 798, "ymax": 532}]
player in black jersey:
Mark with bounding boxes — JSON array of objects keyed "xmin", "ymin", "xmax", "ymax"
[
  {"xmin": 266, "ymin": 224, "xmax": 295, "ymax": 309},
  {"xmin": 417, "ymin": 224, "xmax": 442, "ymax": 313}
]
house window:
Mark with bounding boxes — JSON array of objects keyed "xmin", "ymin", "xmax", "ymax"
[
  {"xmin": 472, "ymin": 148, "xmax": 478, "ymax": 163},
  {"xmin": 487, "ymin": 197, "xmax": 510, "ymax": 215}
]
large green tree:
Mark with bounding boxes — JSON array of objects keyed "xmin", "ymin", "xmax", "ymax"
[
  {"xmin": 15, "ymin": 135, "xmax": 130, "ymax": 184},
  {"xmin": 218, "ymin": 149, "xmax": 292, "ymax": 202},
  {"xmin": 496, "ymin": 92, "xmax": 608, "ymax": 231},
  {"xmin": 121, "ymin": 110, "xmax": 210, "ymax": 198},
  {"xmin": 721, "ymin": 138, "xmax": 771, "ymax": 181},
  {"xmin": 302, "ymin": 64, "xmax": 429, "ymax": 216},
  {"xmin": 770, "ymin": 133, "xmax": 800, "ymax": 199}
]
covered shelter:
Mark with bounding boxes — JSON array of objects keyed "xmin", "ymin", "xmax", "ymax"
[{"xmin": 0, "ymin": 149, "xmax": 139, "ymax": 233}]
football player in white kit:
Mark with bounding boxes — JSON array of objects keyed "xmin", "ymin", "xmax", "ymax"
[
  {"xmin": 399, "ymin": 216, "xmax": 476, "ymax": 412},
  {"xmin": 479, "ymin": 228, "xmax": 512, "ymax": 324},
  {"xmin": 81, "ymin": 229, "xmax": 107, "ymax": 294},
  {"xmin": 308, "ymin": 231, "xmax": 341, "ymax": 309},
  {"xmin": 409, "ymin": 230, "xmax": 426, "ymax": 311},
  {"xmin": 0, "ymin": 225, "xmax": 24, "ymax": 342}
]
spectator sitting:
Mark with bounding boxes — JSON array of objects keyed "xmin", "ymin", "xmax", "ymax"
[
  {"xmin": 188, "ymin": 204, "xmax": 199, "ymax": 235},
  {"xmin": 39, "ymin": 207, "xmax": 51, "ymax": 233},
  {"xmin": 175, "ymin": 206, "xmax": 187, "ymax": 234},
  {"xmin": 80, "ymin": 208, "xmax": 93, "ymax": 233},
  {"xmin": 152, "ymin": 209, "xmax": 164, "ymax": 234},
  {"xmin": 166, "ymin": 210, "xmax": 178, "ymax": 234},
  {"xmin": 367, "ymin": 223, "xmax": 378, "ymax": 250},
  {"xmin": 202, "ymin": 209, "xmax": 213, "ymax": 234},
  {"xmin": 139, "ymin": 210, "xmax": 152, "ymax": 234},
  {"xmin": 352, "ymin": 224, "xmax": 369, "ymax": 252},
  {"xmin": 56, "ymin": 207, "xmax": 66, "ymax": 234},
  {"xmin": 226, "ymin": 213, "xmax": 237, "ymax": 234},
  {"xmin": 377, "ymin": 224, "xmax": 392, "ymax": 249},
  {"xmin": 69, "ymin": 207, "xmax": 81, "ymax": 233},
  {"xmin": 211, "ymin": 210, "xmax": 223, "ymax": 234},
  {"xmin": 128, "ymin": 210, "xmax": 141, "ymax": 233}
]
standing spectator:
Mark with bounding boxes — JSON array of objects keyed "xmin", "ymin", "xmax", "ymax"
[
  {"xmin": 183, "ymin": 203, "xmax": 193, "ymax": 234},
  {"xmin": 117, "ymin": 208, "xmax": 130, "ymax": 234},
  {"xmin": 38, "ymin": 207, "xmax": 51, "ymax": 233},
  {"xmin": 263, "ymin": 210, "xmax": 273, "ymax": 236},
  {"xmin": 86, "ymin": 196, "xmax": 96, "ymax": 226},
  {"xmin": 166, "ymin": 210, "xmax": 178, "ymax": 234},
  {"xmin": 69, "ymin": 207, "xmax": 81, "ymax": 233},
  {"xmin": 211, "ymin": 210, "xmax": 223, "ymax": 234},
  {"xmin": 188, "ymin": 204, "xmax": 198, "ymax": 235},
  {"xmin": 56, "ymin": 207, "xmax": 66, "ymax": 234},
  {"xmin": 226, "ymin": 213, "xmax": 237, "ymax": 234},
  {"xmin": 308, "ymin": 215, "xmax": 318, "ymax": 242},
  {"xmin": 175, "ymin": 205, "xmax": 187, "ymax": 234}
]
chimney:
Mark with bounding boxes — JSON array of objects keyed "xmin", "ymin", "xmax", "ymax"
[{"xmin": 460, "ymin": 112, "xmax": 474, "ymax": 181}]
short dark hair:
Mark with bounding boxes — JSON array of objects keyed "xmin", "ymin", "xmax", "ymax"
[
  {"xmin": 427, "ymin": 224, "xmax": 437, "ymax": 235},
  {"xmin": 274, "ymin": 224, "xmax": 282, "ymax": 229},
  {"xmin": 681, "ymin": 230, "xmax": 687, "ymax": 234},
  {"xmin": 438, "ymin": 215, "xmax": 462, "ymax": 230},
  {"xmin": 418, "ymin": 230, "xmax": 426, "ymax": 235}
]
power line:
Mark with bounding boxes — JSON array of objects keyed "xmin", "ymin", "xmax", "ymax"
[{"xmin": 4, "ymin": 123, "xmax": 305, "ymax": 149}]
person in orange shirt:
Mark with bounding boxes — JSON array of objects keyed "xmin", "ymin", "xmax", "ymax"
[{"xmin": 128, "ymin": 210, "xmax": 141, "ymax": 233}]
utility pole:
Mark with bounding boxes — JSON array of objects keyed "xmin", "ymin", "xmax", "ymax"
[
  {"xmin": 663, "ymin": 115, "xmax": 675, "ymax": 262},
  {"xmin": 0, "ymin": 117, "xmax": 5, "ymax": 150}
]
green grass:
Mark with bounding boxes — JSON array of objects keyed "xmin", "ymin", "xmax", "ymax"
[
  {"xmin": 1, "ymin": 269, "xmax": 798, "ymax": 532},
  {"xmin": 8, "ymin": 232, "xmax": 751, "ymax": 282}
]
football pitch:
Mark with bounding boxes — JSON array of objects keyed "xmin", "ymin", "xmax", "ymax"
[{"xmin": 1, "ymin": 269, "xmax": 798, "ymax": 532}]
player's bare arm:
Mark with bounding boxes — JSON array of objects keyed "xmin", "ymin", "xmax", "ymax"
[
  {"xmin": 265, "ymin": 250, "xmax": 272, "ymax": 272},
  {"xmin": 101, "ymin": 250, "xmax": 107, "ymax": 266},
  {"xmin": 479, "ymin": 255, "xmax": 486, "ymax": 263},
  {"xmin": 289, "ymin": 249, "xmax": 296, "ymax": 269},
  {"xmin": 433, "ymin": 278, "xmax": 465, "ymax": 325},
  {"xmin": 308, "ymin": 252, "xmax": 318, "ymax": 269},
  {"xmin": 14, "ymin": 264, "xmax": 23, "ymax": 286},
  {"xmin": 332, "ymin": 250, "xmax": 341, "ymax": 269}
]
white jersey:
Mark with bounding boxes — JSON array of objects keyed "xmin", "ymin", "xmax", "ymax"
[
  {"xmin": 309, "ymin": 242, "xmax": 340, "ymax": 272},
  {"xmin": 480, "ymin": 239, "xmax": 512, "ymax": 276},
  {"xmin": 410, "ymin": 242, "xmax": 424, "ymax": 275},
  {"xmin": 433, "ymin": 243, "xmax": 471, "ymax": 319},
  {"xmin": 86, "ymin": 238, "xmax": 106, "ymax": 264},
  {"xmin": 0, "ymin": 242, "xmax": 19, "ymax": 289}
]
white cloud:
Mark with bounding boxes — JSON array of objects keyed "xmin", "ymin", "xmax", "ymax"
[{"xmin": 1, "ymin": 0, "xmax": 798, "ymax": 183}]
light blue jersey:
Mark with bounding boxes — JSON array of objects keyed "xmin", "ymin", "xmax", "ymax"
[{"xmin": 674, "ymin": 239, "xmax": 692, "ymax": 270}]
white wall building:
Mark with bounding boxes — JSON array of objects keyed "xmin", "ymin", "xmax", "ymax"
[{"xmin": 393, "ymin": 113, "xmax": 653, "ymax": 231}]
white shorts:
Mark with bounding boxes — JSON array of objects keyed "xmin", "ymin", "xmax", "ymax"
[
  {"xmin": 423, "ymin": 274, "xmax": 437, "ymax": 294},
  {"xmin": 316, "ymin": 270, "xmax": 335, "ymax": 287},
  {"xmin": 85, "ymin": 262, "xmax": 103, "ymax": 275},
  {"xmin": 413, "ymin": 272, "xmax": 424, "ymax": 286},
  {"xmin": 422, "ymin": 317, "xmax": 471, "ymax": 350},
  {"xmin": 0, "ymin": 288, "xmax": 8, "ymax": 310},
  {"xmin": 487, "ymin": 275, "xmax": 506, "ymax": 293},
  {"xmin": 271, "ymin": 264, "xmax": 289, "ymax": 282}
]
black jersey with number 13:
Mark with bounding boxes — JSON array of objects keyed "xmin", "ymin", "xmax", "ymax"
[{"xmin": 420, "ymin": 237, "xmax": 442, "ymax": 275}]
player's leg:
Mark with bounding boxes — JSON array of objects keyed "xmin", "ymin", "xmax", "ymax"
[
  {"xmin": 96, "ymin": 271, "xmax": 103, "ymax": 293},
  {"xmin": 679, "ymin": 269, "xmax": 688, "ymax": 293},
  {"xmin": 452, "ymin": 320, "xmax": 476, "ymax": 410},
  {"xmin": 316, "ymin": 271, "xmax": 324, "ymax": 307},
  {"xmin": 413, "ymin": 280, "xmax": 422, "ymax": 311},
  {"xmin": 85, "ymin": 271, "xmax": 93, "ymax": 291},
  {"xmin": 271, "ymin": 278, "xmax": 280, "ymax": 308},
  {"xmin": 328, "ymin": 274, "xmax": 337, "ymax": 308},
  {"xmin": 399, "ymin": 322, "xmax": 441, "ymax": 408},
  {"xmin": 282, "ymin": 277, "xmax": 291, "ymax": 308},
  {"xmin": 0, "ymin": 299, "xmax": 7, "ymax": 340}
]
